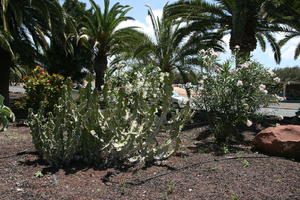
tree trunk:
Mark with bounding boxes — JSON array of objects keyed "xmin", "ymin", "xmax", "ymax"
[
  {"xmin": 229, "ymin": 5, "xmax": 258, "ymax": 67},
  {"xmin": 94, "ymin": 54, "xmax": 108, "ymax": 92},
  {"xmin": 0, "ymin": 47, "xmax": 12, "ymax": 106}
]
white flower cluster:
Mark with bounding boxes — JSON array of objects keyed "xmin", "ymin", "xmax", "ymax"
[
  {"xmin": 267, "ymin": 70, "xmax": 275, "ymax": 76},
  {"xmin": 246, "ymin": 119, "xmax": 253, "ymax": 127},
  {"xmin": 259, "ymin": 84, "xmax": 268, "ymax": 94},
  {"xmin": 239, "ymin": 61, "xmax": 252, "ymax": 69},
  {"xmin": 199, "ymin": 48, "xmax": 218, "ymax": 57},
  {"xmin": 236, "ymin": 80, "xmax": 243, "ymax": 87},
  {"xmin": 234, "ymin": 45, "xmax": 240, "ymax": 51},
  {"xmin": 266, "ymin": 70, "xmax": 281, "ymax": 83},
  {"xmin": 273, "ymin": 94, "xmax": 285, "ymax": 101},
  {"xmin": 199, "ymin": 48, "xmax": 219, "ymax": 68},
  {"xmin": 273, "ymin": 77, "xmax": 281, "ymax": 83}
]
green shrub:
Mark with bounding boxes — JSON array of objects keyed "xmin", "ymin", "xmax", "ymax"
[
  {"xmin": 24, "ymin": 66, "xmax": 67, "ymax": 113},
  {"xmin": 0, "ymin": 95, "xmax": 15, "ymax": 131},
  {"xmin": 29, "ymin": 67, "xmax": 190, "ymax": 166},
  {"xmin": 195, "ymin": 50, "xmax": 281, "ymax": 142}
]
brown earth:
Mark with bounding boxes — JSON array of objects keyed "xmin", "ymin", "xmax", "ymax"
[{"xmin": 0, "ymin": 123, "xmax": 300, "ymax": 200}]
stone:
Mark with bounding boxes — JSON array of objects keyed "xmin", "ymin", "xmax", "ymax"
[{"xmin": 253, "ymin": 125, "xmax": 300, "ymax": 159}]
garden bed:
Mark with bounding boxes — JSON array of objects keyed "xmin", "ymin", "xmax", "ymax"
[{"xmin": 0, "ymin": 122, "xmax": 299, "ymax": 200}]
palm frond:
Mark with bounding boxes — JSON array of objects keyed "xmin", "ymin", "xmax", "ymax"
[{"xmin": 264, "ymin": 33, "xmax": 281, "ymax": 64}]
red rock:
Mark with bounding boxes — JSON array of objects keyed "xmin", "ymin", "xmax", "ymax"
[{"xmin": 253, "ymin": 125, "xmax": 300, "ymax": 159}]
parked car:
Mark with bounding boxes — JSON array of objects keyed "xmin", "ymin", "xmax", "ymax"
[{"xmin": 171, "ymin": 91, "xmax": 189, "ymax": 108}]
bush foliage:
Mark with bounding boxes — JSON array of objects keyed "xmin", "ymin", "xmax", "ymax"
[
  {"xmin": 24, "ymin": 66, "xmax": 66, "ymax": 113},
  {"xmin": 29, "ymin": 67, "xmax": 190, "ymax": 166},
  {"xmin": 195, "ymin": 50, "xmax": 282, "ymax": 142}
]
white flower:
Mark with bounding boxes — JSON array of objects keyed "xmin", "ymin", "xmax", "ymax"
[
  {"xmin": 80, "ymin": 34, "xmax": 89, "ymax": 41},
  {"xmin": 274, "ymin": 94, "xmax": 284, "ymax": 101},
  {"xmin": 274, "ymin": 77, "xmax": 281, "ymax": 83},
  {"xmin": 209, "ymin": 48, "xmax": 218, "ymax": 56},
  {"xmin": 268, "ymin": 70, "xmax": 275, "ymax": 76},
  {"xmin": 243, "ymin": 103, "xmax": 249, "ymax": 109},
  {"xmin": 216, "ymin": 67, "xmax": 222, "ymax": 72},
  {"xmin": 259, "ymin": 84, "xmax": 266, "ymax": 90},
  {"xmin": 278, "ymin": 115, "xmax": 284, "ymax": 121},
  {"xmin": 93, "ymin": 41, "xmax": 99, "ymax": 49},
  {"xmin": 163, "ymin": 72, "xmax": 170, "ymax": 77},
  {"xmin": 240, "ymin": 61, "xmax": 252, "ymax": 69},
  {"xmin": 199, "ymin": 49, "xmax": 206, "ymax": 54},
  {"xmin": 234, "ymin": 45, "xmax": 240, "ymax": 50},
  {"xmin": 236, "ymin": 80, "xmax": 243, "ymax": 87},
  {"xmin": 202, "ymin": 75, "xmax": 208, "ymax": 80},
  {"xmin": 90, "ymin": 130, "xmax": 98, "ymax": 139},
  {"xmin": 225, "ymin": 88, "xmax": 232, "ymax": 94},
  {"xmin": 90, "ymin": 130, "xmax": 96, "ymax": 135},
  {"xmin": 261, "ymin": 89, "xmax": 268, "ymax": 94},
  {"xmin": 278, "ymin": 97, "xmax": 284, "ymax": 101},
  {"xmin": 246, "ymin": 119, "xmax": 253, "ymax": 127}
]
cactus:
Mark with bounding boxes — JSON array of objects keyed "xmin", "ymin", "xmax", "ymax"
[
  {"xmin": 29, "ymin": 68, "xmax": 190, "ymax": 166},
  {"xmin": 0, "ymin": 95, "xmax": 15, "ymax": 131},
  {"xmin": 28, "ymin": 83, "xmax": 81, "ymax": 166}
]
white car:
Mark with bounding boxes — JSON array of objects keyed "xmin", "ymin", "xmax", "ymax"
[{"xmin": 171, "ymin": 91, "xmax": 190, "ymax": 108}]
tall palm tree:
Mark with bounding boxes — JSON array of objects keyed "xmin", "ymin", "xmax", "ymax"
[
  {"xmin": 79, "ymin": 0, "xmax": 145, "ymax": 91},
  {"xmin": 134, "ymin": 6, "xmax": 224, "ymax": 82},
  {"xmin": 166, "ymin": 0, "xmax": 290, "ymax": 63},
  {"xmin": 38, "ymin": 0, "xmax": 93, "ymax": 83},
  {"xmin": 265, "ymin": 0, "xmax": 300, "ymax": 60},
  {"xmin": 0, "ymin": 0, "xmax": 65, "ymax": 105}
]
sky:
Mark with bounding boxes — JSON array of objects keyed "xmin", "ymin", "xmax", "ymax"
[{"xmin": 80, "ymin": 0, "xmax": 300, "ymax": 69}]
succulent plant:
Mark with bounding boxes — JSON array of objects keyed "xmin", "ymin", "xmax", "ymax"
[
  {"xmin": 29, "ymin": 67, "xmax": 190, "ymax": 166},
  {"xmin": 0, "ymin": 95, "xmax": 15, "ymax": 131}
]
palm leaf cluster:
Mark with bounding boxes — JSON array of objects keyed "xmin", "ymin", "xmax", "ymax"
[
  {"xmin": 263, "ymin": 0, "xmax": 300, "ymax": 59},
  {"xmin": 166, "ymin": 0, "xmax": 294, "ymax": 63},
  {"xmin": 134, "ymin": 6, "xmax": 224, "ymax": 83}
]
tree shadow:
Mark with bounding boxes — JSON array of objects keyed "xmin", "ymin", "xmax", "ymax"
[
  {"xmin": 187, "ymin": 126, "xmax": 258, "ymax": 156},
  {"xmin": 188, "ymin": 140, "xmax": 253, "ymax": 156},
  {"xmin": 18, "ymin": 151, "xmax": 134, "ymax": 177}
]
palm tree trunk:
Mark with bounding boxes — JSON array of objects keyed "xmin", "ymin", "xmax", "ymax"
[
  {"xmin": 94, "ymin": 54, "xmax": 108, "ymax": 91},
  {"xmin": 230, "ymin": 15, "xmax": 257, "ymax": 67},
  {"xmin": 0, "ymin": 47, "xmax": 12, "ymax": 106},
  {"xmin": 230, "ymin": 39, "xmax": 253, "ymax": 68}
]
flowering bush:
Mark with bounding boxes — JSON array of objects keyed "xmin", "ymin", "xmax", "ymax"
[
  {"xmin": 0, "ymin": 95, "xmax": 15, "ymax": 131},
  {"xmin": 195, "ymin": 51, "xmax": 282, "ymax": 142},
  {"xmin": 24, "ymin": 66, "xmax": 66, "ymax": 113},
  {"xmin": 29, "ymin": 67, "xmax": 190, "ymax": 166}
]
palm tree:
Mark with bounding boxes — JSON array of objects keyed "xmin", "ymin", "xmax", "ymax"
[
  {"xmin": 166, "ymin": 0, "xmax": 290, "ymax": 64},
  {"xmin": 265, "ymin": 0, "xmax": 300, "ymax": 60},
  {"xmin": 38, "ymin": 0, "xmax": 94, "ymax": 83},
  {"xmin": 134, "ymin": 6, "xmax": 224, "ymax": 83},
  {"xmin": 79, "ymin": 0, "xmax": 145, "ymax": 91},
  {"xmin": 0, "ymin": 0, "xmax": 65, "ymax": 105}
]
